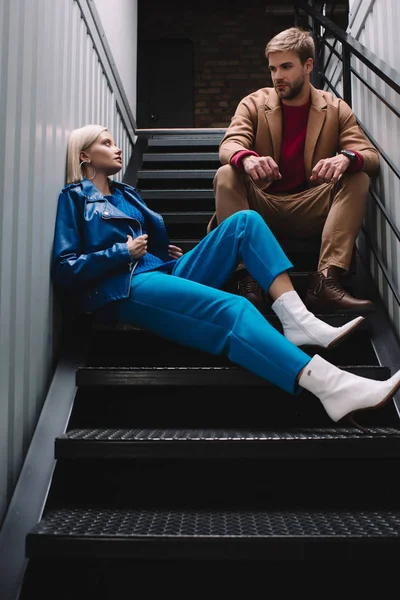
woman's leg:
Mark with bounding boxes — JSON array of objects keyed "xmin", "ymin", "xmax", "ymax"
[
  {"xmin": 100, "ymin": 271, "xmax": 400, "ymax": 424},
  {"xmin": 172, "ymin": 210, "xmax": 292, "ymax": 294},
  {"xmin": 111, "ymin": 271, "xmax": 311, "ymax": 395},
  {"xmin": 173, "ymin": 210, "xmax": 364, "ymax": 349}
]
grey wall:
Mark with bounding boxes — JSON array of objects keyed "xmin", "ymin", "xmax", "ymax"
[{"xmin": 0, "ymin": 0, "xmax": 137, "ymax": 525}]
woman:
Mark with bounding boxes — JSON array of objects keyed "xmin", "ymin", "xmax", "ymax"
[{"xmin": 51, "ymin": 124, "xmax": 400, "ymax": 427}]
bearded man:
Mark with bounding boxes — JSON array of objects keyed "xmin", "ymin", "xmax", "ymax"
[{"xmin": 208, "ymin": 26, "xmax": 379, "ymax": 314}]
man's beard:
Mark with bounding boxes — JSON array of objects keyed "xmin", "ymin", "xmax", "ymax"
[{"xmin": 275, "ymin": 74, "xmax": 305, "ymax": 100}]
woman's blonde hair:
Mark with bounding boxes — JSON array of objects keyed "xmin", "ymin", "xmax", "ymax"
[
  {"xmin": 265, "ymin": 27, "xmax": 315, "ymax": 64},
  {"xmin": 66, "ymin": 124, "xmax": 108, "ymax": 183}
]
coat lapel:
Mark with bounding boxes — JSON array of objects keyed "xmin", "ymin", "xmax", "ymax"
[
  {"xmin": 265, "ymin": 89, "xmax": 282, "ymax": 162},
  {"xmin": 304, "ymin": 86, "xmax": 327, "ymax": 177}
]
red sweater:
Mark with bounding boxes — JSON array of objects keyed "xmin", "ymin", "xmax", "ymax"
[{"xmin": 230, "ymin": 99, "xmax": 363, "ymax": 193}]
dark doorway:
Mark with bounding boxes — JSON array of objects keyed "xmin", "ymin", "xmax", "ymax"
[{"xmin": 137, "ymin": 38, "xmax": 194, "ymax": 128}]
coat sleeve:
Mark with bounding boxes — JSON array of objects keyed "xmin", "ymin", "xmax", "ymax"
[
  {"xmin": 219, "ymin": 94, "xmax": 260, "ymax": 165},
  {"xmin": 51, "ymin": 190, "xmax": 132, "ymax": 289},
  {"xmin": 337, "ymin": 100, "xmax": 380, "ymax": 176}
]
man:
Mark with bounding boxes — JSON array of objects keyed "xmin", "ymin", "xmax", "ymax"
[{"xmin": 207, "ymin": 26, "xmax": 379, "ymax": 313}]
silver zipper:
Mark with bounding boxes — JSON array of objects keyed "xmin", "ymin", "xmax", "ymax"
[
  {"xmin": 100, "ymin": 202, "xmax": 143, "ymax": 296},
  {"xmin": 126, "ymin": 221, "xmax": 142, "ymax": 295}
]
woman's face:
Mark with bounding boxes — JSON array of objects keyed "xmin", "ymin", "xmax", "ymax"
[{"xmin": 82, "ymin": 131, "xmax": 122, "ymax": 175}]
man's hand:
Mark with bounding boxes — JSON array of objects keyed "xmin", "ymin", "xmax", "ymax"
[
  {"xmin": 310, "ymin": 154, "xmax": 350, "ymax": 185},
  {"xmin": 168, "ymin": 244, "xmax": 183, "ymax": 259},
  {"xmin": 242, "ymin": 155, "xmax": 282, "ymax": 188},
  {"xmin": 127, "ymin": 234, "xmax": 148, "ymax": 259}
]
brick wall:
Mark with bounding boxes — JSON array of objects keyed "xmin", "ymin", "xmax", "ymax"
[{"xmin": 138, "ymin": 0, "xmax": 296, "ymax": 127}]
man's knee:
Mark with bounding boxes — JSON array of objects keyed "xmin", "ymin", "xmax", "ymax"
[
  {"xmin": 214, "ymin": 164, "xmax": 244, "ymax": 192},
  {"xmin": 338, "ymin": 171, "xmax": 370, "ymax": 197}
]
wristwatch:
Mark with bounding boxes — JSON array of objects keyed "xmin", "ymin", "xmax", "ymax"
[{"xmin": 338, "ymin": 149, "xmax": 357, "ymax": 161}]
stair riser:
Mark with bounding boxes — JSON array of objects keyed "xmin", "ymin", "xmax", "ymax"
[
  {"xmin": 26, "ymin": 538, "xmax": 400, "ymax": 561},
  {"xmin": 68, "ymin": 384, "xmax": 398, "ymax": 430}
]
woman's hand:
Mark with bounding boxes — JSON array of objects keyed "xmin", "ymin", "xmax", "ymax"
[
  {"xmin": 127, "ymin": 234, "xmax": 148, "ymax": 259},
  {"xmin": 168, "ymin": 244, "xmax": 183, "ymax": 259}
]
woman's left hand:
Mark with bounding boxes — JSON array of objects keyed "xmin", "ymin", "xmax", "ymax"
[{"xmin": 168, "ymin": 244, "xmax": 183, "ymax": 259}]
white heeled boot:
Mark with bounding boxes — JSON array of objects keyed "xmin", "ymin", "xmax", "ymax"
[
  {"xmin": 299, "ymin": 354, "xmax": 400, "ymax": 423},
  {"xmin": 271, "ymin": 290, "xmax": 364, "ymax": 348}
]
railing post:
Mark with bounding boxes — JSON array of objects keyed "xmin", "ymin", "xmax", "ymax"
[
  {"xmin": 309, "ymin": 15, "xmax": 321, "ymax": 88},
  {"xmin": 294, "ymin": 5, "xmax": 300, "ymax": 27},
  {"xmin": 342, "ymin": 45, "xmax": 352, "ymax": 106}
]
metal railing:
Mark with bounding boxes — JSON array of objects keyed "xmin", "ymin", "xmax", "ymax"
[{"xmin": 295, "ymin": 0, "xmax": 400, "ymax": 306}]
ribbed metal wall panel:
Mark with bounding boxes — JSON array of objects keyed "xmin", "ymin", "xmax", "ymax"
[
  {"xmin": 348, "ymin": 0, "xmax": 400, "ymax": 335},
  {"xmin": 0, "ymin": 0, "xmax": 134, "ymax": 523}
]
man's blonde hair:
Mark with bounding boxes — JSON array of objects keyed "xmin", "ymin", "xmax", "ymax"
[
  {"xmin": 265, "ymin": 27, "xmax": 315, "ymax": 63},
  {"xmin": 66, "ymin": 124, "xmax": 108, "ymax": 183}
]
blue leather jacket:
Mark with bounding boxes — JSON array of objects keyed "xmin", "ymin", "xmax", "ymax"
[{"xmin": 51, "ymin": 178, "xmax": 171, "ymax": 314}]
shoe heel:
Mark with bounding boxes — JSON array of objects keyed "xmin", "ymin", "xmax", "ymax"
[{"xmin": 341, "ymin": 413, "xmax": 370, "ymax": 434}]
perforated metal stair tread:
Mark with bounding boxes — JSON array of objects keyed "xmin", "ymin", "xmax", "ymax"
[
  {"xmin": 75, "ymin": 364, "xmax": 391, "ymax": 386},
  {"xmin": 138, "ymin": 128, "xmax": 226, "ymax": 137},
  {"xmin": 137, "ymin": 169, "xmax": 217, "ymax": 178},
  {"xmin": 55, "ymin": 427, "xmax": 400, "ymax": 460},
  {"xmin": 161, "ymin": 211, "xmax": 214, "ymax": 223},
  {"xmin": 143, "ymin": 133, "xmax": 225, "ymax": 146},
  {"xmin": 26, "ymin": 507, "xmax": 400, "ymax": 560},
  {"xmin": 142, "ymin": 152, "xmax": 219, "ymax": 161},
  {"xmin": 140, "ymin": 189, "xmax": 215, "ymax": 199}
]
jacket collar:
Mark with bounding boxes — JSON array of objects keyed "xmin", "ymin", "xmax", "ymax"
[
  {"xmin": 80, "ymin": 178, "xmax": 107, "ymax": 201},
  {"xmin": 81, "ymin": 178, "xmax": 134, "ymax": 202}
]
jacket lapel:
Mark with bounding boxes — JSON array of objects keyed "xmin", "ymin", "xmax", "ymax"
[
  {"xmin": 81, "ymin": 179, "xmax": 133, "ymax": 219},
  {"xmin": 304, "ymin": 86, "xmax": 327, "ymax": 177},
  {"xmin": 265, "ymin": 89, "xmax": 282, "ymax": 162}
]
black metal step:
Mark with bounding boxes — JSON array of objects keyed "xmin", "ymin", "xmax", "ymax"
[
  {"xmin": 75, "ymin": 364, "xmax": 390, "ymax": 387},
  {"xmin": 170, "ymin": 236, "xmax": 322, "ymax": 254},
  {"xmin": 140, "ymin": 189, "xmax": 215, "ymax": 200},
  {"xmin": 137, "ymin": 169, "xmax": 216, "ymax": 179},
  {"xmin": 26, "ymin": 506, "xmax": 400, "ymax": 560},
  {"xmin": 142, "ymin": 152, "xmax": 219, "ymax": 162},
  {"xmin": 138, "ymin": 130, "xmax": 225, "ymax": 152},
  {"xmin": 161, "ymin": 210, "xmax": 213, "ymax": 224},
  {"xmin": 138, "ymin": 128, "xmax": 225, "ymax": 137},
  {"xmin": 55, "ymin": 427, "xmax": 400, "ymax": 460},
  {"xmin": 87, "ymin": 319, "xmax": 375, "ymax": 368},
  {"xmin": 92, "ymin": 312, "xmax": 369, "ymax": 331},
  {"xmin": 140, "ymin": 190, "xmax": 216, "ymax": 214}
]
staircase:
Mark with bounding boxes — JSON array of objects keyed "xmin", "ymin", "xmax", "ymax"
[{"xmin": 19, "ymin": 130, "xmax": 400, "ymax": 596}]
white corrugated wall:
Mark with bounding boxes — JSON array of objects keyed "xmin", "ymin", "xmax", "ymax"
[
  {"xmin": 347, "ymin": 0, "xmax": 400, "ymax": 332},
  {"xmin": 0, "ymin": 0, "xmax": 135, "ymax": 523}
]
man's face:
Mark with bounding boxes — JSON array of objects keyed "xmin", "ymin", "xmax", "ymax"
[{"xmin": 268, "ymin": 50, "xmax": 312, "ymax": 101}]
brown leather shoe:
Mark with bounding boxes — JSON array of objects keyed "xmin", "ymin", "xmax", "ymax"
[
  {"xmin": 304, "ymin": 268, "xmax": 375, "ymax": 314},
  {"xmin": 224, "ymin": 269, "xmax": 266, "ymax": 312}
]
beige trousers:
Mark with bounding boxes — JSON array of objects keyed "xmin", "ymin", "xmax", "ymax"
[{"xmin": 210, "ymin": 164, "xmax": 370, "ymax": 272}]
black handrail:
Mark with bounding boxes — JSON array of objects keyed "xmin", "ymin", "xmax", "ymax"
[{"xmin": 295, "ymin": 1, "xmax": 400, "ymax": 93}]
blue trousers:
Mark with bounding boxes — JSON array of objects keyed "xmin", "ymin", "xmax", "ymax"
[{"xmin": 108, "ymin": 211, "xmax": 311, "ymax": 394}]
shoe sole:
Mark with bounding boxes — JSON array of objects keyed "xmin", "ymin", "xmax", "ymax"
[
  {"xmin": 310, "ymin": 305, "xmax": 376, "ymax": 316},
  {"xmin": 327, "ymin": 316, "xmax": 366, "ymax": 349},
  {"xmin": 342, "ymin": 378, "xmax": 400, "ymax": 432}
]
